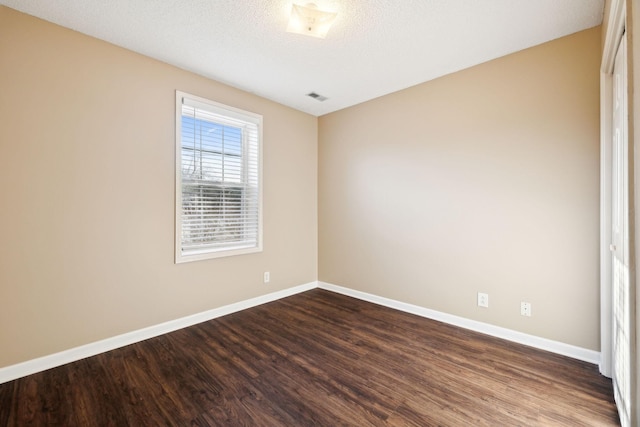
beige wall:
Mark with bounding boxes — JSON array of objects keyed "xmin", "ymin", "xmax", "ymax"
[
  {"xmin": 0, "ymin": 4, "xmax": 603, "ymax": 369},
  {"xmin": 603, "ymin": 0, "xmax": 612, "ymax": 51},
  {"xmin": 0, "ymin": 7, "xmax": 317, "ymax": 368},
  {"xmin": 319, "ymin": 27, "xmax": 602, "ymax": 350}
]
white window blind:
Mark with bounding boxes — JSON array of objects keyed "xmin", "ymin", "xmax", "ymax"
[{"xmin": 175, "ymin": 91, "xmax": 262, "ymax": 263}]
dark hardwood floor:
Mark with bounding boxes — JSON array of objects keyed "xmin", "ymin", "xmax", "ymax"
[{"xmin": 0, "ymin": 289, "xmax": 619, "ymax": 426}]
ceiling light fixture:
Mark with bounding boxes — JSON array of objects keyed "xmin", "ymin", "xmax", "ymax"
[{"xmin": 286, "ymin": 3, "xmax": 337, "ymax": 39}]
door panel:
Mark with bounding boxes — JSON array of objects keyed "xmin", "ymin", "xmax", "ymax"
[{"xmin": 611, "ymin": 33, "xmax": 630, "ymax": 427}]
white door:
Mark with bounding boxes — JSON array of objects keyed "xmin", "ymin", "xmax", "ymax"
[{"xmin": 611, "ymin": 33, "xmax": 630, "ymax": 427}]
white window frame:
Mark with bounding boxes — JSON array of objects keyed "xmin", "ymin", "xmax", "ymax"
[{"xmin": 175, "ymin": 91, "xmax": 263, "ymax": 263}]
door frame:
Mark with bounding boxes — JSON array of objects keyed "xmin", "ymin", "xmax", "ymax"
[
  {"xmin": 601, "ymin": 0, "xmax": 639, "ymax": 424},
  {"xmin": 601, "ymin": 0, "xmax": 626, "ymax": 379}
]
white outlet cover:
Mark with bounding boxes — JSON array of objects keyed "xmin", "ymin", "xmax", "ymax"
[{"xmin": 477, "ymin": 292, "xmax": 489, "ymax": 308}]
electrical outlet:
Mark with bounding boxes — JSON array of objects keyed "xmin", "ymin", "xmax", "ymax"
[
  {"xmin": 520, "ymin": 302, "xmax": 532, "ymax": 317},
  {"xmin": 263, "ymin": 272, "xmax": 270, "ymax": 283},
  {"xmin": 477, "ymin": 292, "xmax": 489, "ymax": 308}
]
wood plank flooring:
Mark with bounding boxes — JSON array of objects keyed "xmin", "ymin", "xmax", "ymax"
[{"xmin": 0, "ymin": 289, "xmax": 619, "ymax": 426}]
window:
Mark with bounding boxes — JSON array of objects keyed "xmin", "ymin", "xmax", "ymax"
[{"xmin": 175, "ymin": 91, "xmax": 262, "ymax": 263}]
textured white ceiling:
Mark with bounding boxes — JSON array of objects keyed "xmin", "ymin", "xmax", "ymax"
[{"xmin": 2, "ymin": 0, "xmax": 604, "ymax": 116}]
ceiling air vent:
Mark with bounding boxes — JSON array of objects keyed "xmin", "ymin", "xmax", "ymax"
[{"xmin": 307, "ymin": 92, "xmax": 328, "ymax": 102}]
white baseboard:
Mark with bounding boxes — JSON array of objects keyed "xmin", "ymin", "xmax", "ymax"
[
  {"xmin": 318, "ymin": 281, "xmax": 600, "ymax": 365},
  {"xmin": 0, "ymin": 279, "xmax": 601, "ymax": 384},
  {"xmin": 0, "ymin": 281, "xmax": 317, "ymax": 385}
]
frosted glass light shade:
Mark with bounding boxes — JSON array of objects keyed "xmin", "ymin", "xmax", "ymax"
[{"xmin": 286, "ymin": 3, "xmax": 337, "ymax": 39}]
